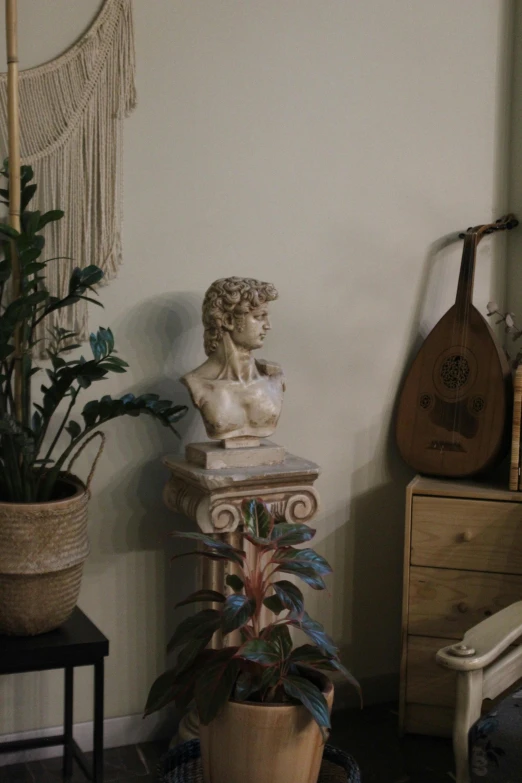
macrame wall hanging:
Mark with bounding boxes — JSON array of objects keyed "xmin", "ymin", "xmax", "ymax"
[{"xmin": 0, "ymin": 0, "xmax": 136, "ymax": 356}]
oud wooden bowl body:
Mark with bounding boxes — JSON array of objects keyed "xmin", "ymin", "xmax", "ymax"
[
  {"xmin": 396, "ymin": 304, "xmax": 512, "ymax": 478},
  {"xmin": 200, "ymin": 677, "xmax": 334, "ymax": 783}
]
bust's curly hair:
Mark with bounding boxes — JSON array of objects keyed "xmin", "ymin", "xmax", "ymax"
[{"xmin": 202, "ymin": 277, "xmax": 278, "ymax": 356}]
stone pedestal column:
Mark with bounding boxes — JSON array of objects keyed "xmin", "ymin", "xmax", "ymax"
[{"xmin": 162, "ymin": 450, "xmax": 321, "ymax": 741}]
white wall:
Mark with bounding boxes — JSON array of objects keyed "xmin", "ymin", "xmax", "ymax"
[
  {"xmin": 0, "ymin": 0, "xmax": 514, "ymax": 736},
  {"xmin": 508, "ymin": 2, "xmax": 522, "ymax": 320}
]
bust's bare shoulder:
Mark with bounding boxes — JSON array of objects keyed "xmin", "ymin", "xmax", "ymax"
[
  {"xmin": 256, "ymin": 359, "xmax": 285, "ymax": 379},
  {"xmin": 181, "ymin": 368, "xmax": 210, "ymax": 408}
]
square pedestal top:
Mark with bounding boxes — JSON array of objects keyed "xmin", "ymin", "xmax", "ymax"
[{"xmin": 163, "ymin": 450, "xmax": 320, "ymax": 491}]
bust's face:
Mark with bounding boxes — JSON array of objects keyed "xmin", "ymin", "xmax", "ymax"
[{"xmin": 229, "ymin": 305, "xmax": 271, "ymax": 351}]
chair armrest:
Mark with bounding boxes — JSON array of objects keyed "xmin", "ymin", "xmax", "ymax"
[{"xmin": 436, "ymin": 601, "xmax": 522, "ymax": 672}]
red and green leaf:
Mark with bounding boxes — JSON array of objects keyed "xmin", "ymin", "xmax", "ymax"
[
  {"xmin": 236, "ymin": 639, "xmax": 281, "ymax": 666},
  {"xmin": 222, "ymin": 594, "xmax": 256, "ymax": 634},
  {"xmin": 144, "ymin": 667, "xmax": 181, "ymax": 716},
  {"xmin": 270, "ymin": 523, "xmax": 316, "ymax": 547},
  {"xmin": 271, "ymin": 580, "xmax": 304, "ymax": 614},
  {"xmin": 169, "ymin": 531, "xmax": 245, "ymax": 556},
  {"xmin": 282, "ymin": 675, "xmax": 331, "ymax": 738},
  {"xmin": 175, "ymin": 589, "xmax": 226, "ymax": 608},
  {"xmin": 263, "ymin": 623, "xmax": 293, "ymax": 659},
  {"xmin": 287, "ymin": 612, "xmax": 338, "ymax": 657},
  {"xmin": 166, "ymin": 608, "xmax": 221, "ymax": 654},
  {"xmin": 234, "ymin": 671, "xmax": 260, "ymax": 702},
  {"xmin": 242, "ymin": 498, "xmax": 273, "ymax": 541},
  {"xmin": 195, "ymin": 648, "xmax": 240, "ymax": 725},
  {"xmin": 263, "ymin": 593, "xmax": 285, "ymax": 615},
  {"xmin": 225, "ymin": 573, "xmax": 244, "ymax": 593},
  {"xmin": 273, "ymin": 562, "xmax": 327, "ymax": 590},
  {"xmin": 272, "ymin": 547, "xmax": 332, "ymax": 576},
  {"xmin": 171, "ymin": 549, "xmax": 245, "ymax": 567}
]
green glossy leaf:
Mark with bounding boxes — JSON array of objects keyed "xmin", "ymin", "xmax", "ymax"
[
  {"xmin": 23, "ymin": 262, "xmax": 46, "ymax": 275},
  {"xmin": 0, "ymin": 223, "xmax": 19, "ymax": 238},
  {"xmin": 272, "ymin": 580, "xmax": 304, "ymax": 615},
  {"xmin": 270, "ymin": 523, "xmax": 316, "ymax": 547},
  {"xmin": 38, "ymin": 210, "xmax": 64, "ymax": 230},
  {"xmin": 0, "ymin": 258, "xmax": 11, "ymax": 282},
  {"xmin": 65, "ymin": 420, "xmax": 81, "ymax": 440},
  {"xmin": 237, "ymin": 639, "xmax": 281, "ymax": 666},
  {"xmin": 195, "ymin": 648, "xmax": 240, "ymax": 725},
  {"xmin": 21, "ymin": 183, "xmax": 37, "ymax": 211},
  {"xmin": 226, "ymin": 574, "xmax": 244, "ymax": 593},
  {"xmin": 222, "ymin": 594, "xmax": 256, "ymax": 634},
  {"xmin": 282, "ymin": 675, "xmax": 330, "ymax": 737},
  {"xmin": 166, "ymin": 608, "xmax": 221, "ymax": 654},
  {"xmin": 175, "ymin": 589, "xmax": 226, "ymax": 608},
  {"xmin": 0, "ymin": 343, "xmax": 14, "ymax": 360}
]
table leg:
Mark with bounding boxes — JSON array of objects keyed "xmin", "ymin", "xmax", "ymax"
[
  {"xmin": 63, "ymin": 666, "xmax": 74, "ymax": 779},
  {"xmin": 93, "ymin": 659, "xmax": 104, "ymax": 782}
]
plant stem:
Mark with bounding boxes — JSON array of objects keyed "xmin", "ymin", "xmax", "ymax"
[
  {"xmin": 37, "ymin": 423, "xmax": 94, "ymax": 500},
  {"xmin": 37, "ymin": 390, "xmax": 77, "ymax": 477}
]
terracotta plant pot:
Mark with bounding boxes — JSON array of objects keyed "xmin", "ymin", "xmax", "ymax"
[
  {"xmin": 0, "ymin": 475, "xmax": 89, "ymax": 636},
  {"xmin": 200, "ymin": 674, "xmax": 334, "ymax": 783}
]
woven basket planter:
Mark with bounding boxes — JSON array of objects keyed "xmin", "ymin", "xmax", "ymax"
[{"xmin": 0, "ymin": 474, "xmax": 90, "ymax": 636}]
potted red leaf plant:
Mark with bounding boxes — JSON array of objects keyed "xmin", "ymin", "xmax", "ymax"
[{"xmin": 145, "ymin": 499, "xmax": 361, "ymax": 783}]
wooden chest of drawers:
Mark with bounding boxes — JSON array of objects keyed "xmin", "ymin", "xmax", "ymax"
[{"xmin": 399, "ymin": 475, "xmax": 522, "ymax": 737}]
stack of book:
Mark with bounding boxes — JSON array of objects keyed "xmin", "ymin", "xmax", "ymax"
[{"xmin": 510, "ymin": 365, "xmax": 522, "ymax": 490}]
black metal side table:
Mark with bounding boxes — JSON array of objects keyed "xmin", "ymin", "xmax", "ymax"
[{"xmin": 0, "ymin": 607, "xmax": 109, "ymax": 782}]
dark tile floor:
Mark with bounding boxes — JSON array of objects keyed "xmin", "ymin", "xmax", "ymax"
[{"xmin": 0, "ymin": 703, "xmax": 456, "ymax": 782}]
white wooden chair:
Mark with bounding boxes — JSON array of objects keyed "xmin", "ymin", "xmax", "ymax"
[{"xmin": 436, "ymin": 601, "xmax": 522, "ymax": 783}]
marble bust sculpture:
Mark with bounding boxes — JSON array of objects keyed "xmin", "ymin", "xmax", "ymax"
[{"xmin": 181, "ymin": 277, "xmax": 285, "ymax": 443}]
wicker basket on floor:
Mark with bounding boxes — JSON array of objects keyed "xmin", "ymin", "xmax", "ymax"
[{"xmin": 161, "ymin": 739, "xmax": 361, "ymax": 783}]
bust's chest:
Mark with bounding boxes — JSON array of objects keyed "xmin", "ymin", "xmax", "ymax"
[
  {"xmin": 201, "ymin": 375, "xmax": 284, "ymax": 436},
  {"xmin": 214, "ymin": 376, "xmax": 283, "ymax": 418}
]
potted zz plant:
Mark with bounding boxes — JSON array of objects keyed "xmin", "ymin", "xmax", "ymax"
[
  {"xmin": 145, "ymin": 499, "xmax": 361, "ymax": 783},
  {"xmin": 0, "ymin": 164, "xmax": 187, "ymax": 636}
]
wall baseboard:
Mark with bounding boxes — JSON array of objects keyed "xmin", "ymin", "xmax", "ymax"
[
  {"xmin": 0, "ymin": 673, "xmax": 399, "ymax": 768},
  {"xmin": 0, "ymin": 710, "xmax": 176, "ymax": 768}
]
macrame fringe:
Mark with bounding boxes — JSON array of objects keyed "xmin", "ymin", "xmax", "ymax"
[{"xmin": 0, "ymin": 0, "xmax": 136, "ymax": 356}]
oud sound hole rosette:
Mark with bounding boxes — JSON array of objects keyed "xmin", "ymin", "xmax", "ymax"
[
  {"xmin": 440, "ymin": 355, "xmax": 470, "ymax": 390},
  {"xmin": 470, "ymin": 395, "xmax": 486, "ymax": 414},
  {"xmin": 419, "ymin": 393, "xmax": 433, "ymax": 410}
]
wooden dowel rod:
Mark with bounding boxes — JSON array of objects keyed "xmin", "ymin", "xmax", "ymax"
[{"xmin": 5, "ymin": 0, "xmax": 22, "ymax": 422}]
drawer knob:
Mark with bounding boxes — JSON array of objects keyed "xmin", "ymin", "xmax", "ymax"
[
  {"xmin": 460, "ymin": 530, "xmax": 474, "ymax": 543},
  {"xmin": 457, "ymin": 601, "xmax": 469, "ymax": 614}
]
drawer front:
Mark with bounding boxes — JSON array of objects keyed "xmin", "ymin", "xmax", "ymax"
[
  {"xmin": 405, "ymin": 635, "xmax": 455, "ymax": 708},
  {"xmin": 411, "ymin": 496, "xmax": 522, "ymax": 574},
  {"xmin": 404, "ymin": 704, "xmax": 453, "ymax": 738},
  {"xmin": 408, "ymin": 566, "xmax": 522, "ymax": 639}
]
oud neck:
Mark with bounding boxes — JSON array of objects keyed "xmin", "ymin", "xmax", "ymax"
[{"xmin": 455, "ymin": 233, "xmax": 478, "ymax": 315}]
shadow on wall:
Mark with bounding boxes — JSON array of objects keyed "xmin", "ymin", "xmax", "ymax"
[
  {"xmin": 327, "ymin": 231, "xmax": 465, "ymax": 706},
  {"xmin": 84, "ymin": 291, "xmax": 207, "ymax": 674}
]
